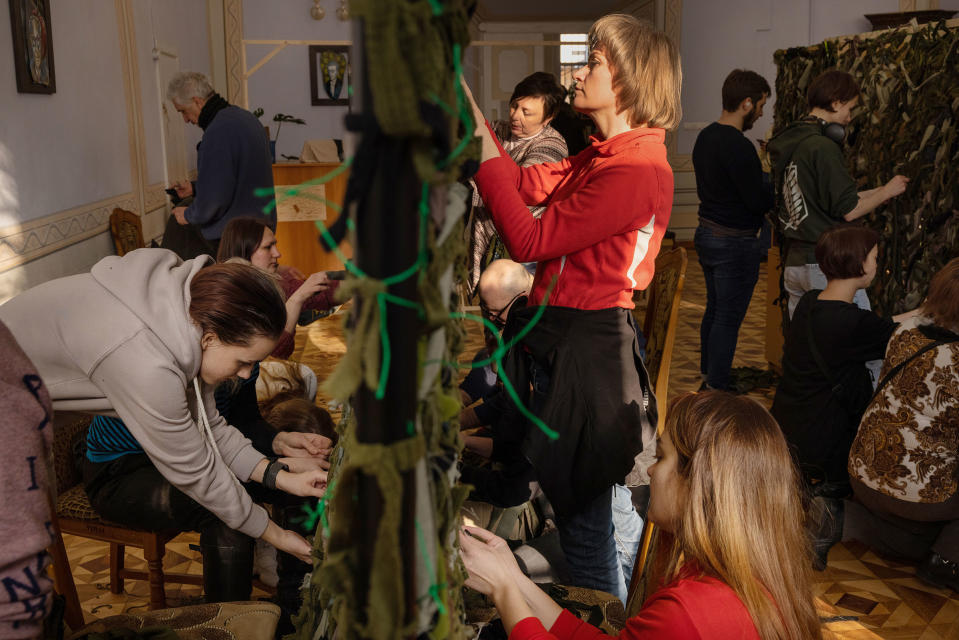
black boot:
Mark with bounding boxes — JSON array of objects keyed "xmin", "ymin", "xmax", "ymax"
[
  {"xmin": 200, "ymin": 523, "xmax": 255, "ymax": 602},
  {"xmin": 917, "ymin": 552, "xmax": 959, "ymax": 593},
  {"xmin": 808, "ymin": 496, "xmax": 844, "ymax": 571}
]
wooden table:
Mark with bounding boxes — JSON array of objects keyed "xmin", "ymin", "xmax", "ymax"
[{"xmin": 271, "ymin": 162, "xmax": 352, "ymax": 274}]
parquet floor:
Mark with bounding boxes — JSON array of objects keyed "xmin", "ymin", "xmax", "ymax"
[{"xmin": 61, "ymin": 249, "xmax": 959, "ymax": 637}]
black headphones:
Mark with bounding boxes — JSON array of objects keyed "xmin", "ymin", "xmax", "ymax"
[{"xmin": 804, "ymin": 116, "xmax": 846, "ymax": 143}]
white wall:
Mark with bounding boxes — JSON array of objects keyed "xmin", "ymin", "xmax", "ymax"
[
  {"xmin": 678, "ymin": 0, "xmax": 900, "ymax": 155},
  {"xmin": 133, "ymin": 0, "xmax": 212, "ymax": 186},
  {"xmin": 470, "ymin": 20, "xmax": 594, "ymax": 122},
  {"xmin": 0, "ymin": 0, "xmax": 211, "ymax": 302},
  {"xmin": 243, "ymin": 1, "xmax": 352, "ymax": 161},
  {"xmin": 0, "ymin": 0, "xmax": 130, "ymax": 225}
]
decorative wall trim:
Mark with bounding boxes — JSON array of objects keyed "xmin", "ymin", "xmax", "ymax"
[
  {"xmin": 144, "ymin": 182, "xmax": 169, "ymax": 213},
  {"xmin": 224, "ymin": 0, "xmax": 244, "ymax": 104},
  {"xmin": 664, "ymin": 0, "xmax": 691, "ymax": 172},
  {"xmin": 0, "ymin": 193, "xmax": 137, "ymax": 272},
  {"xmin": 115, "ymin": 0, "xmax": 148, "ymax": 214}
]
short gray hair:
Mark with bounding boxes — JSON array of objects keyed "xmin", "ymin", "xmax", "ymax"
[{"xmin": 166, "ymin": 71, "xmax": 214, "ymax": 105}]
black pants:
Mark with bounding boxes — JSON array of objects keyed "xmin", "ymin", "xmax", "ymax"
[
  {"xmin": 851, "ymin": 477, "xmax": 959, "ymax": 562},
  {"xmin": 83, "ymin": 453, "xmax": 254, "ymax": 602}
]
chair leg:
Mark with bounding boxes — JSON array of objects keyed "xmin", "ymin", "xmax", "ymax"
[
  {"xmin": 109, "ymin": 542, "xmax": 124, "ymax": 595},
  {"xmin": 143, "ymin": 538, "xmax": 168, "ymax": 610},
  {"xmin": 47, "ymin": 523, "xmax": 84, "ymax": 630}
]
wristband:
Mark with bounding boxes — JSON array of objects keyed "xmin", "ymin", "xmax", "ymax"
[{"xmin": 262, "ymin": 457, "xmax": 289, "ymax": 491}]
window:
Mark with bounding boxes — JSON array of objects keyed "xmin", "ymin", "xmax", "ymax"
[{"xmin": 559, "ymin": 33, "xmax": 587, "ymax": 90}]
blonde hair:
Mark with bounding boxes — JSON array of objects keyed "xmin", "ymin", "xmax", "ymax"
[
  {"xmin": 588, "ymin": 14, "xmax": 682, "ymax": 129},
  {"xmin": 659, "ymin": 391, "xmax": 821, "ymax": 640}
]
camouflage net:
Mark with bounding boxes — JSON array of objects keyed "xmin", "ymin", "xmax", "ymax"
[
  {"xmin": 282, "ymin": 1, "xmax": 481, "ymax": 639},
  {"xmin": 773, "ymin": 20, "xmax": 959, "ymax": 314}
]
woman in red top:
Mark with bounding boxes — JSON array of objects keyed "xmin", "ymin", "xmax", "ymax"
[
  {"xmin": 460, "ymin": 391, "xmax": 822, "ymax": 640},
  {"xmin": 462, "ymin": 14, "xmax": 681, "ymax": 601}
]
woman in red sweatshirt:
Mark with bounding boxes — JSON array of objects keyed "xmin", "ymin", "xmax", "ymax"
[
  {"xmin": 460, "ymin": 392, "xmax": 823, "ymax": 640},
  {"xmin": 463, "ymin": 14, "xmax": 681, "ymax": 601}
]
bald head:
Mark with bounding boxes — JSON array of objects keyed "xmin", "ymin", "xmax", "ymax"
[{"xmin": 478, "ymin": 259, "xmax": 533, "ymax": 311}]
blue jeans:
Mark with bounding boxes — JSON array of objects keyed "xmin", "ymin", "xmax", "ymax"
[
  {"xmin": 695, "ymin": 225, "xmax": 761, "ymax": 390},
  {"xmin": 612, "ymin": 484, "xmax": 643, "ymax": 591},
  {"xmin": 556, "ymin": 485, "xmax": 641, "ymax": 604}
]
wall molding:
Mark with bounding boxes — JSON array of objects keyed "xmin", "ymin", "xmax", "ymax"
[
  {"xmin": 115, "ymin": 0, "xmax": 148, "ymax": 214},
  {"xmin": 0, "ymin": 193, "xmax": 137, "ymax": 273},
  {"xmin": 224, "ymin": 0, "xmax": 244, "ymax": 104},
  {"xmin": 664, "ymin": 0, "xmax": 691, "ymax": 172},
  {"xmin": 144, "ymin": 182, "xmax": 169, "ymax": 212}
]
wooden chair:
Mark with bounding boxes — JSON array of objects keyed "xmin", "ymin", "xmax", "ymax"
[
  {"xmin": 49, "ymin": 412, "xmax": 201, "ymax": 611},
  {"xmin": 625, "ymin": 247, "xmax": 688, "ymax": 615},
  {"xmin": 109, "ymin": 208, "xmax": 144, "ymax": 256},
  {"xmin": 639, "ymin": 246, "xmax": 688, "ymax": 422}
]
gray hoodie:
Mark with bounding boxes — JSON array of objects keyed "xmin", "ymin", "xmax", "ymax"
[{"xmin": 0, "ymin": 249, "xmax": 268, "ymax": 538}]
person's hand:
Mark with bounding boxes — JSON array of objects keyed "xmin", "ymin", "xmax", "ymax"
[
  {"xmin": 272, "ymin": 430, "xmax": 333, "ymax": 458},
  {"xmin": 883, "ymin": 175, "xmax": 910, "ymax": 199},
  {"xmin": 281, "ymin": 455, "xmax": 330, "ymax": 472},
  {"xmin": 290, "ymin": 272, "xmax": 331, "ymax": 304},
  {"xmin": 173, "ymin": 180, "xmax": 194, "ymax": 198},
  {"xmin": 260, "ymin": 519, "xmax": 313, "ymax": 564},
  {"xmin": 275, "ymin": 468, "xmax": 328, "ymax": 498},
  {"xmin": 278, "ymin": 264, "xmax": 307, "ymax": 280},
  {"xmin": 172, "ymin": 206, "xmax": 189, "ymax": 225},
  {"xmin": 459, "ymin": 526, "xmax": 524, "ymax": 598}
]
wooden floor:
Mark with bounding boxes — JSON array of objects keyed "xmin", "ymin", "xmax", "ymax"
[{"xmin": 61, "ymin": 250, "xmax": 959, "ymax": 638}]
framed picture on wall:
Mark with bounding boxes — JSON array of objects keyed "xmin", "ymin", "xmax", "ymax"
[
  {"xmin": 8, "ymin": 0, "xmax": 56, "ymax": 94},
  {"xmin": 309, "ymin": 45, "xmax": 350, "ymax": 106}
]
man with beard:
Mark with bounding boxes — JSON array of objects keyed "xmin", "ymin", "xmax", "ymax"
[{"xmin": 692, "ymin": 69, "xmax": 773, "ymax": 391}]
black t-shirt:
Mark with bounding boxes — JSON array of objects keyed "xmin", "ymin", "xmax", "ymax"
[
  {"xmin": 771, "ymin": 291, "xmax": 896, "ymax": 481},
  {"xmin": 692, "ymin": 122, "xmax": 773, "ymax": 231}
]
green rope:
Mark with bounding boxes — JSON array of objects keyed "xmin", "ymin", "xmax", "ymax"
[
  {"xmin": 296, "ymin": 476, "xmax": 337, "ymax": 535},
  {"xmin": 438, "ymin": 46, "xmax": 474, "ymax": 170},
  {"xmin": 447, "ymin": 310, "xmax": 558, "ymax": 441},
  {"xmin": 414, "ymin": 519, "xmax": 447, "ymax": 615}
]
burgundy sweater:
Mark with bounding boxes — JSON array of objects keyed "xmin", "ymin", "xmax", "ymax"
[
  {"xmin": 272, "ymin": 271, "xmax": 341, "ymax": 360},
  {"xmin": 474, "ymin": 126, "xmax": 674, "ymax": 310},
  {"xmin": 0, "ymin": 321, "xmax": 54, "ymax": 639}
]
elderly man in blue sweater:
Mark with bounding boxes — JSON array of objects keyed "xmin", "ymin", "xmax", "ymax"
[{"xmin": 167, "ymin": 71, "xmax": 274, "ymax": 254}]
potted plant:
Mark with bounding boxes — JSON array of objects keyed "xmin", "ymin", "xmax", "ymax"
[{"xmin": 253, "ymin": 109, "xmax": 306, "ymax": 162}]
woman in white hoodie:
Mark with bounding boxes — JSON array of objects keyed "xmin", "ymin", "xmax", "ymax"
[{"xmin": 0, "ymin": 249, "xmax": 326, "ymax": 602}]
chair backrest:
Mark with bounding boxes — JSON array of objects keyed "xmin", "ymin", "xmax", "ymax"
[
  {"xmin": 624, "ymin": 247, "xmax": 687, "ymax": 615},
  {"xmin": 52, "ymin": 412, "xmax": 92, "ymax": 494},
  {"xmin": 640, "ymin": 247, "xmax": 688, "ymax": 423},
  {"xmin": 110, "ymin": 208, "xmax": 145, "ymax": 256}
]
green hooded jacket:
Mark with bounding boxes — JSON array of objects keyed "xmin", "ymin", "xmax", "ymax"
[{"xmin": 768, "ymin": 120, "xmax": 859, "ymax": 266}]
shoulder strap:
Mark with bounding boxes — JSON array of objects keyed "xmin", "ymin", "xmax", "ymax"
[{"xmin": 871, "ymin": 325, "xmax": 959, "ymax": 400}]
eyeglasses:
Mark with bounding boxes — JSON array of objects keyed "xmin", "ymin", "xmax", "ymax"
[{"xmin": 479, "ymin": 291, "xmax": 524, "ymax": 330}]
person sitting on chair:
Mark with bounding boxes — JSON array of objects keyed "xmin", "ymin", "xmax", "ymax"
[{"xmin": 0, "ymin": 251, "xmax": 327, "ymax": 604}]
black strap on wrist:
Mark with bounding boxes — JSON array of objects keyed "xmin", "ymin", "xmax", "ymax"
[{"xmin": 262, "ymin": 457, "xmax": 289, "ymax": 491}]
